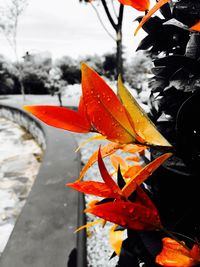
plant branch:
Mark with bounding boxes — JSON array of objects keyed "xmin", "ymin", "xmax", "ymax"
[
  {"xmin": 90, "ymin": 1, "xmax": 116, "ymax": 41},
  {"xmin": 111, "ymin": 0, "xmax": 118, "ymax": 19},
  {"xmin": 100, "ymin": 0, "xmax": 117, "ymax": 31}
]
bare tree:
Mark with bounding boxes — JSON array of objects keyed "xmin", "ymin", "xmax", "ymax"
[
  {"xmin": 0, "ymin": 0, "xmax": 28, "ymax": 99},
  {"xmin": 80, "ymin": 0, "xmax": 124, "ymax": 79}
]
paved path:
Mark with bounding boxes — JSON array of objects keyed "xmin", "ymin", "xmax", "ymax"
[{"xmin": 0, "ymin": 98, "xmax": 83, "ymax": 267}]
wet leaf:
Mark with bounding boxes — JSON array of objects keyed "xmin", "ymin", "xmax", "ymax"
[
  {"xmin": 135, "ymin": 186, "xmax": 159, "ymax": 216},
  {"xmin": 98, "ymin": 148, "xmax": 123, "ymax": 199},
  {"xmin": 67, "ymin": 181, "xmax": 121, "ymax": 199},
  {"xmin": 122, "ymin": 153, "xmax": 172, "ymax": 198},
  {"xmin": 85, "ymin": 201, "xmax": 162, "ymax": 231},
  {"xmin": 23, "ymin": 102, "xmax": 91, "ymax": 133},
  {"xmin": 118, "ymin": 76, "xmax": 172, "ymax": 147},
  {"xmin": 81, "ymin": 63, "xmax": 136, "ymax": 144}
]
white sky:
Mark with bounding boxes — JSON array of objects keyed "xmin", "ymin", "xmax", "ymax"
[{"xmin": 0, "ymin": 0, "xmax": 146, "ymax": 62}]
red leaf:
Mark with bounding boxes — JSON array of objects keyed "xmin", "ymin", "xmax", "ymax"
[
  {"xmin": 122, "ymin": 153, "xmax": 172, "ymax": 198},
  {"xmin": 98, "ymin": 148, "xmax": 123, "ymax": 199},
  {"xmin": 85, "ymin": 201, "xmax": 162, "ymax": 231},
  {"xmin": 118, "ymin": 0, "xmax": 150, "ymax": 11},
  {"xmin": 81, "ymin": 63, "xmax": 136, "ymax": 144},
  {"xmin": 78, "ymin": 142, "xmax": 122, "ymax": 180},
  {"xmin": 23, "ymin": 98, "xmax": 91, "ymax": 133},
  {"xmin": 67, "ymin": 181, "xmax": 120, "ymax": 199},
  {"xmin": 135, "ymin": 186, "xmax": 159, "ymax": 217},
  {"xmin": 191, "ymin": 244, "xmax": 200, "ymax": 262}
]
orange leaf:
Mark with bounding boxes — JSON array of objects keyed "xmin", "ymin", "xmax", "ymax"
[
  {"xmin": 110, "ymin": 154, "xmax": 129, "ymax": 172},
  {"xmin": 190, "ymin": 244, "xmax": 200, "ymax": 262},
  {"xmin": 67, "ymin": 181, "xmax": 121, "ymax": 199},
  {"xmin": 156, "ymin": 238, "xmax": 198, "ymax": 267},
  {"xmin": 81, "ymin": 63, "xmax": 136, "ymax": 144},
  {"xmin": 134, "ymin": 0, "xmax": 170, "ymax": 36},
  {"xmin": 23, "ymin": 98, "xmax": 91, "ymax": 133},
  {"xmin": 125, "ymin": 155, "xmax": 140, "ymax": 162},
  {"xmin": 190, "ymin": 21, "xmax": 200, "ymax": 33},
  {"xmin": 78, "ymin": 142, "xmax": 122, "ymax": 180},
  {"xmin": 109, "ymin": 225, "xmax": 124, "ymax": 256},
  {"xmin": 122, "ymin": 144, "xmax": 146, "ymax": 154},
  {"xmin": 123, "ymin": 165, "xmax": 143, "ymax": 178},
  {"xmin": 122, "ymin": 153, "xmax": 172, "ymax": 198},
  {"xmin": 85, "ymin": 201, "xmax": 162, "ymax": 231},
  {"xmin": 98, "ymin": 148, "xmax": 123, "ymax": 199},
  {"xmin": 118, "ymin": 0, "xmax": 150, "ymax": 11},
  {"xmin": 74, "ymin": 219, "xmax": 103, "ymax": 233}
]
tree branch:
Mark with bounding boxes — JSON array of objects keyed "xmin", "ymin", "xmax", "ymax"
[
  {"xmin": 111, "ymin": 0, "xmax": 118, "ymax": 19},
  {"xmin": 90, "ymin": 1, "xmax": 116, "ymax": 41},
  {"xmin": 100, "ymin": 0, "xmax": 117, "ymax": 31}
]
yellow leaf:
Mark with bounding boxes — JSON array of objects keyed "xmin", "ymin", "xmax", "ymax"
[
  {"xmin": 75, "ymin": 134, "xmax": 106, "ymax": 152},
  {"xmin": 109, "ymin": 225, "xmax": 124, "ymax": 256},
  {"xmin": 118, "ymin": 76, "xmax": 172, "ymax": 147},
  {"xmin": 74, "ymin": 219, "xmax": 104, "ymax": 233}
]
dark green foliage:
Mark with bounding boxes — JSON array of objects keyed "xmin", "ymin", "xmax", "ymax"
[
  {"xmin": 56, "ymin": 56, "xmax": 81, "ymax": 85},
  {"xmin": 0, "ymin": 55, "xmax": 15, "ymax": 94},
  {"xmin": 21, "ymin": 52, "xmax": 52, "ymax": 94},
  {"xmin": 124, "ymin": 51, "xmax": 153, "ymax": 94},
  {"xmin": 117, "ymin": 1, "xmax": 200, "ymax": 265},
  {"xmin": 103, "ymin": 53, "xmax": 117, "ymax": 80}
]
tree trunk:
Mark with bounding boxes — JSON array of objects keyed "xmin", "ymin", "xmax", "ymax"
[{"xmin": 116, "ymin": 29, "xmax": 123, "ymax": 80}]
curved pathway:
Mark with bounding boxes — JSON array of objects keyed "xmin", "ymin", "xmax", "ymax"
[{"xmin": 0, "ymin": 101, "xmax": 82, "ymax": 267}]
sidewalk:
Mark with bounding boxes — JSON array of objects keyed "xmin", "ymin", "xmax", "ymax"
[{"xmin": 0, "ymin": 97, "xmax": 82, "ymax": 267}]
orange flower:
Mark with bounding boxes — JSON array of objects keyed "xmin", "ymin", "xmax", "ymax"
[
  {"xmin": 156, "ymin": 238, "xmax": 200, "ymax": 267},
  {"xmin": 117, "ymin": 0, "xmax": 150, "ymax": 11}
]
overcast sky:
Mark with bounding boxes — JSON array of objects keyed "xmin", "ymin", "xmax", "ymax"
[{"xmin": 0, "ymin": 0, "xmax": 146, "ymax": 61}]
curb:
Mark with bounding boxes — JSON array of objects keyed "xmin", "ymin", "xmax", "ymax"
[{"xmin": 0, "ymin": 104, "xmax": 87, "ymax": 267}]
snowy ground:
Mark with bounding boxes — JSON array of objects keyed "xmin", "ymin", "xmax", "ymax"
[{"xmin": 0, "ymin": 118, "xmax": 43, "ymax": 256}]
